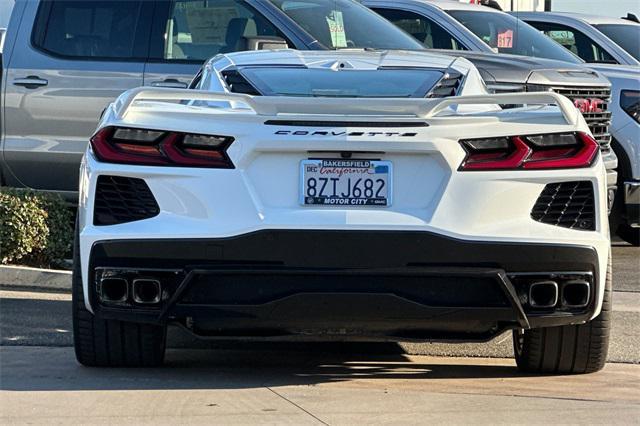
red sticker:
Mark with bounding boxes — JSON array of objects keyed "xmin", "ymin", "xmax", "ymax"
[{"xmin": 497, "ymin": 29, "xmax": 514, "ymax": 48}]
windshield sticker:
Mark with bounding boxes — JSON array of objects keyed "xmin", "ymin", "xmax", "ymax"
[
  {"xmin": 326, "ymin": 10, "xmax": 348, "ymax": 48},
  {"xmin": 497, "ymin": 29, "xmax": 514, "ymax": 48}
]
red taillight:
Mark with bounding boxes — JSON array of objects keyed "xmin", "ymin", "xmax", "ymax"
[
  {"xmin": 90, "ymin": 127, "xmax": 234, "ymax": 168},
  {"xmin": 459, "ymin": 132, "xmax": 598, "ymax": 171}
]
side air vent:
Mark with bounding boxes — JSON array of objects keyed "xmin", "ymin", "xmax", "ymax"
[
  {"xmin": 531, "ymin": 181, "xmax": 595, "ymax": 231},
  {"xmin": 427, "ymin": 70, "xmax": 463, "ymax": 98},
  {"xmin": 94, "ymin": 176, "xmax": 160, "ymax": 226},
  {"xmin": 221, "ymin": 70, "xmax": 260, "ymax": 95}
]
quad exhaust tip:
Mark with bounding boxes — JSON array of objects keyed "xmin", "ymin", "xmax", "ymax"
[
  {"xmin": 100, "ymin": 277, "xmax": 128, "ymax": 303},
  {"xmin": 99, "ymin": 276, "xmax": 162, "ymax": 305},
  {"xmin": 562, "ymin": 280, "xmax": 590, "ymax": 308},
  {"xmin": 132, "ymin": 279, "xmax": 162, "ymax": 304},
  {"xmin": 529, "ymin": 281, "xmax": 559, "ymax": 308}
]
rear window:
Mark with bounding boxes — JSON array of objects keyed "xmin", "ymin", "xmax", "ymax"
[
  {"xmin": 33, "ymin": 1, "xmax": 145, "ymax": 59},
  {"xmin": 374, "ymin": 8, "xmax": 468, "ymax": 50},
  {"xmin": 162, "ymin": 0, "xmax": 287, "ymax": 61},
  {"xmin": 448, "ymin": 10, "xmax": 582, "ymax": 63},
  {"xmin": 594, "ymin": 24, "xmax": 640, "ymax": 62},
  {"xmin": 239, "ymin": 67, "xmax": 444, "ymax": 97}
]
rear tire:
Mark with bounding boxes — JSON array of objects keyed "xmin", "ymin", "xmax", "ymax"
[
  {"xmin": 512, "ymin": 254, "xmax": 612, "ymax": 374},
  {"xmin": 72, "ymin": 220, "xmax": 167, "ymax": 367}
]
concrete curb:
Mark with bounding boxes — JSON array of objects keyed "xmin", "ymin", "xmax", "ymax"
[{"xmin": 0, "ymin": 265, "xmax": 71, "ymax": 293}]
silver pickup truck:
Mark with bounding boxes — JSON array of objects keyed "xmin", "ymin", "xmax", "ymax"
[{"xmin": 0, "ymin": 0, "xmax": 424, "ymax": 199}]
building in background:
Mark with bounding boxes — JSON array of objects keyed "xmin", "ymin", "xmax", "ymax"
[
  {"xmin": 548, "ymin": 0, "xmax": 640, "ymax": 17},
  {"xmin": 465, "ymin": 0, "xmax": 545, "ymax": 11},
  {"xmin": 464, "ymin": 0, "xmax": 639, "ymax": 16}
]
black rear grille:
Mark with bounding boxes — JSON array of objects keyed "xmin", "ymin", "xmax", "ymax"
[
  {"xmin": 94, "ymin": 176, "xmax": 160, "ymax": 226},
  {"xmin": 531, "ymin": 181, "xmax": 595, "ymax": 231},
  {"xmin": 428, "ymin": 71, "xmax": 463, "ymax": 98},
  {"xmin": 221, "ymin": 70, "xmax": 260, "ymax": 95},
  {"xmin": 535, "ymin": 85, "xmax": 612, "ymax": 152}
]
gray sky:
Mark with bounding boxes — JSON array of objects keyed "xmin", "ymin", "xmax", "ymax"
[{"xmin": 549, "ymin": 0, "xmax": 640, "ymax": 17}]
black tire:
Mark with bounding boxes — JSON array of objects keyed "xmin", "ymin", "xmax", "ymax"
[
  {"xmin": 72, "ymin": 221, "xmax": 167, "ymax": 367},
  {"xmin": 610, "ymin": 140, "xmax": 639, "ymax": 246},
  {"xmin": 513, "ymin": 254, "xmax": 612, "ymax": 374},
  {"xmin": 618, "ymin": 224, "xmax": 640, "ymax": 247}
]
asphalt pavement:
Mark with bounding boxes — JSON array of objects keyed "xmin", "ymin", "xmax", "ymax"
[
  {"xmin": 0, "ymin": 243, "xmax": 638, "ymax": 424},
  {"xmin": 2, "ymin": 243, "xmax": 638, "ymax": 361}
]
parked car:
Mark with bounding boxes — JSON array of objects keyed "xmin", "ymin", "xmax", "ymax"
[
  {"xmin": 0, "ymin": 0, "xmax": 421, "ymax": 198},
  {"xmin": 514, "ymin": 13, "xmax": 640, "ymax": 66},
  {"xmin": 364, "ymin": 0, "xmax": 618, "ymax": 211},
  {"xmin": 516, "ymin": 12, "xmax": 640, "ymax": 244},
  {"xmin": 75, "ymin": 49, "xmax": 611, "ymax": 374}
]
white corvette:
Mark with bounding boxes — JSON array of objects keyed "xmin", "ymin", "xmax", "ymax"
[{"xmin": 74, "ymin": 50, "xmax": 611, "ymax": 374}]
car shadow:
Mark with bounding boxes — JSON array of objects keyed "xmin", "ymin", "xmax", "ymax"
[
  {"xmin": 0, "ymin": 295, "xmax": 549, "ymax": 392},
  {"xmin": 0, "ymin": 340, "xmax": 547, "ymax": 393}
]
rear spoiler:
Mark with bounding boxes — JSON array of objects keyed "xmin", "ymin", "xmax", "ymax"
[{"xmin": 114, "ymin": 87, "xmax": 579, "ymax": 126}]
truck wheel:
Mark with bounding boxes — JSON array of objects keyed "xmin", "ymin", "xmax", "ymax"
[
  {"xmin": 609, "ymin": 142, "xmax": 639, "ymax": 246},
  {"xmin": 512, "ymin": 255, "xmax": 611, "ymax": 374},
  {"xmin": 72, "ymin": 221, "xmax": 166, "ymax": 367},
  {"xmin": 618, "ymin": 224, "xmax": 640, "ymax": 247}
]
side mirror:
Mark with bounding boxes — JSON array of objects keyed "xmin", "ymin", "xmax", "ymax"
[{"xmin": 246, "ymin": 36, "xmax": 289, "ymax": 51}]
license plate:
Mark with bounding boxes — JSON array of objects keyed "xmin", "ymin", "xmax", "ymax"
[{"xmin": 300, "ymin": 159, "xmax": 392, "ymax": 206}]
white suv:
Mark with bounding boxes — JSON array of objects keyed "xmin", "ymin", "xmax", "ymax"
[
  {"xmin": 517, "ymin": 12, "xmax": 640, "ymax": 245},
  {"xmin": 73, "ymin": 50, "xmax": 611, "ymax": 374}
]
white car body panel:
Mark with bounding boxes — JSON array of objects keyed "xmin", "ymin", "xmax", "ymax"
[{"xmin": 79, "ymin": 85, "xmax": 609, "ymax": 320}]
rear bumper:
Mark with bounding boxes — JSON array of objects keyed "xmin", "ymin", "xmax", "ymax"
[{"xmin": 87, "ymin": 230, "xmax": 601, "ymax": 342}]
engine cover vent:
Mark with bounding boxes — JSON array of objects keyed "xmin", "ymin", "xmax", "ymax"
[
  {"xmin": 221, "ymin": 70, "xmax": 261, "ymax": 95},
  {"xmin": 427, "ymin": 70, "xmax": 463, "ymax": 98}
]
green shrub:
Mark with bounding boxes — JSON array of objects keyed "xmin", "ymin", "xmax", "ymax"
[{"xmin": 0, "ymin": 189, "xmax": 73, "ymax": 268}]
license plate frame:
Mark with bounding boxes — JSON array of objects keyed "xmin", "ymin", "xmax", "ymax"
[{"xmin": 299, "ymin": 159, "xmax": 393, "ymax": 207}]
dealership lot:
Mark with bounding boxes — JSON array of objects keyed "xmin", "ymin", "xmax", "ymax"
[
  {"xmin": 1, "ymin": 243, "xmax": 638, "ymax": 423},
  {"xmin": 1, "ymin": 0, "xmax": 639, "ymax": 422}
]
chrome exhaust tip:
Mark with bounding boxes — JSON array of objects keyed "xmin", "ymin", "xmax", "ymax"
[
  {"xmin": 529, "ymin": 281, "xmax": 559, "ymax": 308},
  {"xmin": 132, "ymin": 279, "xmax": 162, "ymax": 304},
  {"xmin": 100, "ymin": 277, "xmax": 129, "ymax": 303},
  {"xmin": 562, "ymin": 280, "xmax": 590, "ymax": 308}
]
